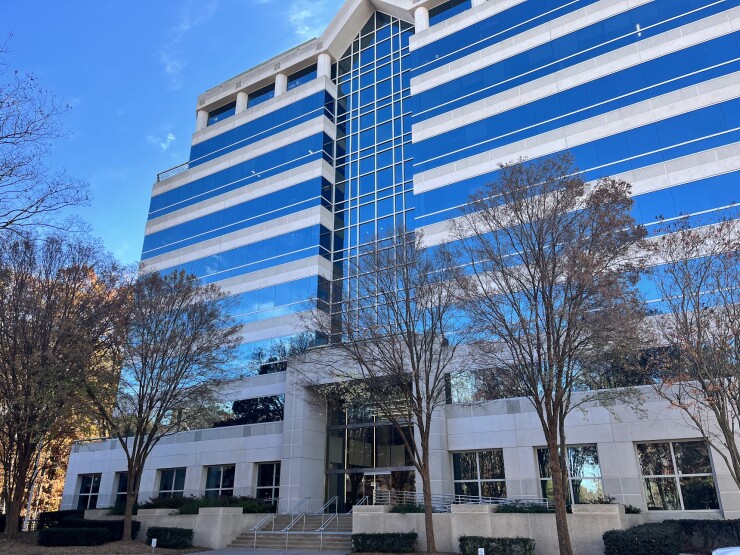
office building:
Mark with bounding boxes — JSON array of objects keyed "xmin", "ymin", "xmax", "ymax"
[{"xmin": 63, "ymin": 0, "xmax": 740, "ymax": 523}]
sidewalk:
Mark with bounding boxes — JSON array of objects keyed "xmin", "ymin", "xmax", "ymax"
[{"xmin": 189, "ymin": 550, "xmax": 348, "ymax": 555}]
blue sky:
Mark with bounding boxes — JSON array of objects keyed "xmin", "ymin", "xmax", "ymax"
[{"xmin": 2, "ymin": 0, "xmax": 342, "ymax": 263}]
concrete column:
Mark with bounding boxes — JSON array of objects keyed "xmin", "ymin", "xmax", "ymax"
[
  {"xmin": 195, "ymin": 109, "xmax": 208, "ymax": 131},
  {"xmin": 471, "ymin": 0, "xmax": 487, "ymax": 6},
  {"xmin": 414, "ymin": 6, "xmax": 430, "ymax": 32},
  {"xmin": 275, "ymin": 73, "xmax": 288, "ymax": 96},
  {"xmin": 235, "ymin": 91, "xmax": 248, "ymax": 113},
  {"xmin": 317, "ymin": 53, "xmax": 332, "ymax": 78}
]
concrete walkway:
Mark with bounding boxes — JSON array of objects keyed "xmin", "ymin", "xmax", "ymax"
[{"xmin": 189, "ymin": 550, "xmax": 348, "ymax": 555}]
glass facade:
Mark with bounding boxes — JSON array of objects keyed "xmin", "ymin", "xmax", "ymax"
[{"xmin": 136, "ymin": 0, "xmax": 740, "ymax": 509}]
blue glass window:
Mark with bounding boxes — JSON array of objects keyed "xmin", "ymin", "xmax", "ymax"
[
  {"xmin": 287, "ymin": 64, "xmax": 317, "ymax": 90},
  {"xmin": 207, "ymin": 101, "xmax": 236, "ymax": 126},
  {"xmin": 248, "ymin": 83, "xmax": 276, "ymax": 108}
]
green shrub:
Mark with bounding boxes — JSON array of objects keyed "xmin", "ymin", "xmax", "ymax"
[
  {"xmin": 61, "ymin": 518, "xmax": 140, "ymax": 540},
  {"xmin": 108, "ymin": 501, "xmax": 139, "ymax": 515},
  {"xmin": 178, "ymin": 495, "xmax": 273, "ymax": 514},
  {"xmin": 390, "ymin": 503, "xmax": 426, "ymax": 514},
  {"xmin": 666, "ymin": 519, "xmax": 740, "ymax": 552},
  {"xmin": 603, "ymin": 523, "xmax": 682, "ymax": 555},
  {"xmin": 140, "ymin": 496, "xmax": 191, "ymax": 510},
  {"xmin": 146, "ymin": 526, "xmax": 194, "ymax": 549},
  {"xmin": 38, "ymin": 509, "xmax": 84, "ymax": 529},
  {"xmin": 459, "ymin": 536, "xmax": 536, "ymax": 555},
  {"xmin": 38, "ymin": 527, "xmax": 111, "ymax": 546},
  {"xmin": 624, "ymin": 504, "xmax": 642, "ymax": 514},
  {"xmin": 496, "ymin": 502, "xmax": 552, "ymax": 513},
  {"xmin": 353, "ymin": 532, "xmax": 418, "ymax": 552}
]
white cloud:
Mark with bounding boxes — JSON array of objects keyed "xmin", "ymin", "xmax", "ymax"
[
  {"xmin": 159, "ymin": 0, "xmax": 218, "ymax": 88},
  {"xmin": 286, "ymin": 0, "xmax": 338, "ymax": 40},
  {"xmin": 147, "ymin": 132, "xmax": 176, "ymax": 152}
]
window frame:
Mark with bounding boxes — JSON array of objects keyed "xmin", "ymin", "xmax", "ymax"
[
  {"xmin": 204, "ymin": 465, "xmax": 236, "ymax": 498},
  {"xmin": 537, "ymin": 444, "xmax": 604, "ymax": 504},
  {"xmin": 77, "ymin": 473, "xmax": 102, "ymax": 510},
  {"xmin": 452, "ymin": 449, "xmax": 506, "ymax": 499},
  {"xmin": 256, "ymin": 462, "xmax": 281, "ymax": 502},
  {"xmin": 636, "ymin": 440, "xmax": 720, "ymax": 511},
  {"xmin": 158, "ymin": 467, "xmax": 187, "ymax": 498}
]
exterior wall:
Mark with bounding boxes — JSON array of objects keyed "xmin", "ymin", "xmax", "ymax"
[{"xmin": 353, "ymin": 504, "xmax": 647, "ymax": 555}]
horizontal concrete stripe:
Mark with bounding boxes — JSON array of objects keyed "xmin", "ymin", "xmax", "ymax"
[
  {"xmin": 235, "ymin": 311, "xmax": 314, "ymax": 346},
  {"xmin": 152, "ymin": 116, "xmax": 335, "ymax": 198},
  {"xmin": 419, "ymin": 143, "xmax": 740, "ymax": 246},
  {"xmin": 410, "ymin": 0, "xmax": 526, "ymax": 51},
  {"xmin": 141, "ymin": 205, "xmax": 334, "ymax": 272},
  {"xmin": 411, "ymin": 0, "xmax": 655, "ymax": 95},
  {"xmin": 412, "ymin": 8, "xmax": 739, "ymax": 141},
  {"xmin": 145, "ymin": 159, "xmax": 334, "ymax": 235},
  {"xmin": 413, "ymin": 72, "xmax": 740, "ymax": 194},
  {"xmin": 192, "ymin": 76, "xmax": 336, "ymax": 146},
  {"xmin": 218, "ymin": 255, "xmax": 334, "ymax": 297}
]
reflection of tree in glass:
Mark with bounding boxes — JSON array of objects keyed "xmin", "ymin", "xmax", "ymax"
[
  {"xmin": 637, "ymin": 443, "xmax": 674, "ymax": 476},
  {"xmin": 213, "ymin": 395, "xmax": 284, "ymax": 427},
  {"xmin": 680, "ymin": 477, "xmax": 719, "ymax": 510},
  {"xmin": 674, "ymin": 442, "xmax": 712, "ymax": 474}
]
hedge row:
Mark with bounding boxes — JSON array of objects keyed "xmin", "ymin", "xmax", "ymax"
[
  {"xmin": 353, "ymin": 532, "xmax": 418, "ymax": 552},
  {"xmin": 38, "ymin": 527, "xmax": 111, "ymax": 546},
  {"xmin": 61, "ymin": 518, "xmax": 140, "ymax": 540},
  {"xmin": 460, "ymin": 536, "xmax": 536, "ymax": 555},
  {"xmin": 604, "ymin": 519, "xmax": 740, "ymax": 555},
  {"xmin": 146, "ymin": 526, "xmax": 194, "ymax": 549},
  {"xmin": 37, "ymin": 510, "xmax": 84, "ymax": 530},
  {"xmin": 139, "ymin": 495, "xmax": 273, "ymax": 514}
]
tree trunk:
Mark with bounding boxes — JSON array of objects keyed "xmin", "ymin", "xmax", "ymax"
[
  {"xmin": 122, "ymin": 461, "xmax": 141, "ymax": 542},
  {"xmin": 3, "ymin": 488, "xmax": 24, "ymax": 539},
  {"xmin": 548, "ymin": 441, "xmax": 573, "ymax": 555},
  {"xmin": 420, "ymin": 466, "xmax": 436, "ymax": 554}
]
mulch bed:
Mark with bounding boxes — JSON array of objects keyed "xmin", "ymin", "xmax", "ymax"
[{"xmin": 0, "ymin": 537, "xmax": 208, "ymax": 554}]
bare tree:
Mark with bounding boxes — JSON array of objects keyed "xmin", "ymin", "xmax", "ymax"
[
  {"xmin": 83, "ymin": 269, "xmax": 242, "ymax": 542},
  {"xmin": 0, "ymin": 43, "xmax": 88, "ymax": 234},
  {"xmin": 304, "ymin": 228, "xmax": 464, "ymax": 554},
  {"xmin": 452, "ymin": 155, "xmax": 647, "ymax": 555},
  {"xmin": 649, "ymin": 215, "xmax": 740, "ymax": 488},
  {"xmin": 0, "ymin": 234, "xmax": 123, "ymax": 539}
]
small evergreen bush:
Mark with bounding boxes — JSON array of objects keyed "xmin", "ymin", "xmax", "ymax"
[
  {"xmin": 390, "ymin": 503, "xmax": 426, "ymax": 513},
  {"xmin": 666, "ymin": 519, "xmax": 740, "ymax": 552},
  {"xmin": 496, "ymin": 502, "xmax": 552, "ymax": 513},
  {"xmin": 603, "ymin": 523, "xmax": 682, "ymax": 555},
  {"xmin": 38, "ymin": 527, "xmax": 111, "ymax": 546},
  {"xmin": 61, "ymin": 518, "xmax": 140, "ymax": 540},
  {"xmin": 352, "ymin": 532, "xmax": 418, "ymax": 552},
  {"xmin": 624, "ymin": 504, "xmax": 642, "ymax": 514},
  {"xmin": 37, "ymin": 509, "xmax": 84, "ymax": 529},
  {"xmin": 146, "ymin": 526, "xmax": 194, "ymax": 549},
  {"xmin": 177, "ymin": 495, "xmax": 273, "ymax": 514},
  {"xmin": 459, "ymin": 536, "xmax": 536, "ymax": 555}
]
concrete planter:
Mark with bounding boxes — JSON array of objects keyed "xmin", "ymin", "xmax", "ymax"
[
  {"xmin": 136, "ymin": 508, "xmax": 178, "ymax": 516},
  {"xmin": 571, "ymin": 503, "xmax": 625, "ymax": 515}
]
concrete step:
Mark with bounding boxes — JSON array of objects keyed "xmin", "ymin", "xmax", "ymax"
[{"xmin": 229, "ymin": 532, "xmax": 352, "ymax": 551}]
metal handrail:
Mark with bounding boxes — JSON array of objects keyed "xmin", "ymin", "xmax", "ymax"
[
  {"xmin": 316, "ymin": 512, "xmax": 338, "ymax": 531},
  {"xmin": 349, "ymin": 496, "xmax": 369, "ymax": 513},
  {"xmin": 281, "ymin": 497, "xmax": 313, "ymax": 532},
  {"xmin": 314, "ymin": 496, "xmax": 338, "ymax": 515},
  {"xmin": 374, "ymin": 490, "xmax": 552, "ymax": 512},
  {"xmin": 250, "ymin": 496, "xmax": 312, "ymax": 532}
]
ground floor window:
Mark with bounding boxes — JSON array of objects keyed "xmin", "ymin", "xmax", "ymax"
[
  {"xmin": 256, "ymin": 462, "xmax": 280, "ymax": 502},
  {"xmin": 452, "ymin": 450, "xmax": 506, "ymax": 498},
  {"xmin": 537, "ymin": 444, "xmax": 604, "ymax": 503},
  {"xmin": 77, "ymin": 474, "xmax": 101, "ymax": 510},
  {"xmin": 158, "ymin": 468, "xmax": 186, "ymax": 498},
  {"xmin": 205, "ymin": 465, "xmax": 235, "ymax": 498},
  {"xmin": 637, "ymin": 441, "xmax": 719, "ymax": 510},
  {"xmin": 115, "ymin": 472, "xmax": 128, "ymax": 508}
]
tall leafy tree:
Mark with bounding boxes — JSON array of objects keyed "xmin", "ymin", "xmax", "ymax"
[
  {"xmin": 453, "ymin": 155, "xmax": 647, "ymax": 555},
  {"xmin": 0, "ymin": 234, "xmax": 123, "ymax": 539},
  {"xmin": 84, "ymin": 270, "xmax": 241, "ymax": 541}
]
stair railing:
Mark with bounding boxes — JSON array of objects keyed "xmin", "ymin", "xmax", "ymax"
[
  {"xmin": 348, "ymin": 495, "xmax": 369, "ymax": 513},
  {"xmin": 280, "ymin": 496, "xmax": 313, "ymax": 532}
]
